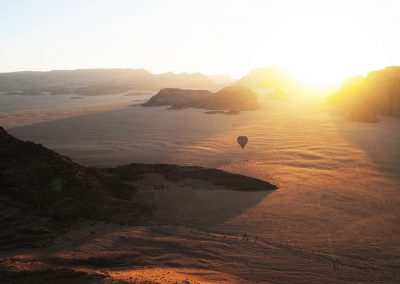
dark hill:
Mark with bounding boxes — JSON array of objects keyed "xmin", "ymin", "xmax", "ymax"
[
  {"xmin": 0, "ymin": 127, "xmax": 151, "ymax": 250},
  {"xmin": 0, "ymin": 127, "xmax": 276, "ymax": 250}
]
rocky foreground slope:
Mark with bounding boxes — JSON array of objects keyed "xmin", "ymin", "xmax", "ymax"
[
  {"xmin": 0, "ymin": 127, "xmax": 276, "ymax": 251},
  {"xmin": 0, "ymin": 127, "xmax": 152, "ymax": 250}
]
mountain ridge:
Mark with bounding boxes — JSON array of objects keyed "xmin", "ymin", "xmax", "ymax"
[{"xmin": 0, "ymin": 68, "xmax": 222, "ymax": 94}]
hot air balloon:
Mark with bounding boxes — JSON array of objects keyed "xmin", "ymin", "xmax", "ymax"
[{"xmin": 237, "ymin": 136, "xmax": 248, "ymax": 149}]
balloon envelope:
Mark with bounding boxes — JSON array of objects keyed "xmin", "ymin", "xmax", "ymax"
[{"xmin": 237, "ymin": 136, "xmax": 248, "ymax": 149}]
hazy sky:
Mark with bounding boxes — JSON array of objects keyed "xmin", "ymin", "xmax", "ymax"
[{"xmin": 1, "ymin": 0, "xmax": 399, "ymax": 85}]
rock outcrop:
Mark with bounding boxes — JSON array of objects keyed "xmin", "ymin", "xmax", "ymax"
[
  {"xmin": 142, "ymin": 88, "xmax": 213, "ymax": 108},
  {"xmin": 143, "ymin": 86, "xmax": 260, "ymax": 111},
  {"xmin": 328, "ymin": 66, "xmax": 400, "ymax": 121}
]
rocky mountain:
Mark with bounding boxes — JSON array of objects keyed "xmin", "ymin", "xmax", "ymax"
[
  {"xmin": 205, "ymin": 86, "xmax": 260, "ymax": 110},
  {"xmin": 143, "ymin": 86, "xmax": 260, "ymax": 111},
  {"xmin": 237, "ymin": 67, "xmax": 301, "ymax": 91},
  {"xmin": 207, "ymin": 74, "xmax": 236, "ymax": 85},
  {"xmin": 0, "ymin": 69, "xmax": 219, "ymax": 95},
  {"xmin": 328, "ymin": 66, "xmax": 400, "ymax": 121},
  {"xmin": 0, "ymin": 127, "xmax": 276, "ymax": 250},
  {"xmin": 142, "ymin": 88, "xmax": 213, "ymax": 108}
]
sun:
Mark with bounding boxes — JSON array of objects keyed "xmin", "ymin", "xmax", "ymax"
[{"xmin": 267, "ymin": 12, "xmax": 388, "ymax": 87}]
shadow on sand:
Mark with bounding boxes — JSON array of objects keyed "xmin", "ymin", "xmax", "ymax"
[
  {"xmin": 150, "ymin": 189, "xmax": 271, "ymax": 229},
  {"xmin": 331, "ymin": 114, "xmax": 400, "ymax": 180}
]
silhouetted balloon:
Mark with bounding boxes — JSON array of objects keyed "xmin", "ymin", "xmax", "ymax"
[{"xmin": 237, "ymin": 136, "xmax": 248, "ymax": 149}]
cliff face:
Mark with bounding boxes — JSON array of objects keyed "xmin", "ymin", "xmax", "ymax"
[
  {"xmin": 328, "ymin": 66, "xmax": 400, "ymax": 121},
  {"xmin": 143, "ymin": 86, "xmax": 260, "ymax": 111}
]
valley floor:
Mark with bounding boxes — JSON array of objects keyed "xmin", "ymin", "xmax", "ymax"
[{"xmin": 3, "ymin": 97, "xmax": 400, "ymax": 283}]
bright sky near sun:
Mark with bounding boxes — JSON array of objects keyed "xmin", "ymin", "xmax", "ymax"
[{"xmin": 0, "ymin": 0, "xmax": 399, "ymax": 86}]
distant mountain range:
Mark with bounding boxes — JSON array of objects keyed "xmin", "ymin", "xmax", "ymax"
[
  {"xmin": 0, "ymin": 67, "xmax": 304, "ymax": 96},
  {"xmin": 0, "ymin": 69, "xmax": 224, "ymax": 95},
  {"xmin": 0, "ymin": 66, "xmax": 309, "ymax": 96}
]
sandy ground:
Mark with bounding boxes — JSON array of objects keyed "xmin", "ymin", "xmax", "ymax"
[
  {"xmin": 0, "ymin": 91, "xmax": 153, "ymax": 128},
  {"xmin": 2, "ymin": 222, "xmax": 396, "ymax": 283},
  {"xmin": 3, "ymin": 96, "xmax": 400, "ymax": 283},
  {"xmin": 108, "ymin": 267, "xmax": 243, "ymax": 283}
]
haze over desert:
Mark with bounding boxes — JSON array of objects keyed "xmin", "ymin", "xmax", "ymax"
[{"xmin": 1, "ymin": 1, "xmax": 400, "ymax": 283}]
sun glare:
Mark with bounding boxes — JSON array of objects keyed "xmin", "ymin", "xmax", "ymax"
[
  {"xmin": 0, "ymin": 0, "xmax": 398, "ymax": 87},
  {"xmin": 266, "ymin": 12, "xmax": 389, "ymax": 87}
]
